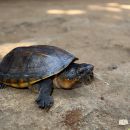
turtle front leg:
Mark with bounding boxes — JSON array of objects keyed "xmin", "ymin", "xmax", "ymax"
[
  {"xmin": 35, "ymin": 79, "xmax": 54, "ymax": 109},
  {"xmin": 0, "ymin": 83, "xmax": 6, "ymax": 89}
]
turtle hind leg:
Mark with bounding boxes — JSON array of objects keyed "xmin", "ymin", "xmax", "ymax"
[
  {"xmin": 33, "ymin": 79, "xmax": 54, "ymax": 109},
  {"xmin": 0, "ymin": 83, "xmax": 6, "ymax": 89}
]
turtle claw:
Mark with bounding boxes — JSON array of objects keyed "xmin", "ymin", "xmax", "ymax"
[
  {"xmin": 0, "ymin": 83, "xmax": 6, "ymax": 89},
  {"xmin": 36, "ymin": 95, "xmax": 54, "ymax": 109}
]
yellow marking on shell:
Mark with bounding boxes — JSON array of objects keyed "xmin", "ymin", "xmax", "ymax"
[
  {"xmin": 18, "ymin": 79, "xmax": 27, "ymax": 88},
  {"xmin": 16, "ymin": 79, "xmax": 42, "ymax": 88},
  {"xmin": 0, "ymin": 79, "xmax": 42, "ymax": 88},
  {"xmin": 28, "ymin": 79, "xmax": 42, "ymax": 85},
  {"xmin": 0, "ymin": 81, "xmax": 28, "ymax": 88}
]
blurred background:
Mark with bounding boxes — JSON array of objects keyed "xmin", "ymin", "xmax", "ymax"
[
  {"xmin": 0, "ymin": 0, "xmax": 130, "ymax": 130},
  {"xmin": 0, "ymin": 0, "xmax": 130, "ymax": 71}
]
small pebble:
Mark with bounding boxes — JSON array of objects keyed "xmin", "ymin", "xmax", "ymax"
[
  {"xmin": 100, "ymin": 96, "xmax": 104, "ymax": 100},
  {"xmin": 108, "ymin": 64, "xmax": 118, "ymax": 71}
]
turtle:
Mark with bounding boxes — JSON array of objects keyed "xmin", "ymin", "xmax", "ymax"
[{"xmin": 0, "ymin": 45, "xmax": 94, "ymax": 109}]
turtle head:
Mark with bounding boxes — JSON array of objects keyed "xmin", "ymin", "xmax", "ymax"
[{"xmin": 53, "ymin": 63, "xmax": 94, "ymax": 89}]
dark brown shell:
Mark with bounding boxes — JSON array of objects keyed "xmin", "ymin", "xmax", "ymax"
[{"xmin": 0, "ymin": 45, "xmax": 77, "ymax": 83}]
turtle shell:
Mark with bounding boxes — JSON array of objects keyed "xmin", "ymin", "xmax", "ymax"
[{"xmin": 0, "ymin": 45, "xmax": 77, "ymax": 88}]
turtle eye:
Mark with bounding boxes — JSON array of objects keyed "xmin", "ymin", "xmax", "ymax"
[{"xmin": 70, "ymin": 69, "xmax": 75, "ymax": 75}]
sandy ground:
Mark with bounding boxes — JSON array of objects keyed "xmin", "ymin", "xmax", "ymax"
[{"xmin": 0, "ymin": 0, "xmax": 130, "ymax": 130}]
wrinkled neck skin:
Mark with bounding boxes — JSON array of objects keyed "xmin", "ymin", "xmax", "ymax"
[{"xmin": 53, "ymin": 63, "xmax": 94, "ymax": 89}]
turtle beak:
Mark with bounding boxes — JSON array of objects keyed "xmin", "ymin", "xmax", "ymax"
[{"xmin": 77, "ymin": 64, "xmax": 94, "ymax": 83}]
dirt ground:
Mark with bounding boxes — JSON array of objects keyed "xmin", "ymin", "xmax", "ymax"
[{"xmin": 0, "ymin": 0, "xmax": 130, "ymax": 130}]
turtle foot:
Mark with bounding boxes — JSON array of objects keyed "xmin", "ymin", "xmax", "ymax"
[{"xmin": 36, "ymin": 95, "xmax": 54, "ymax": 109}]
